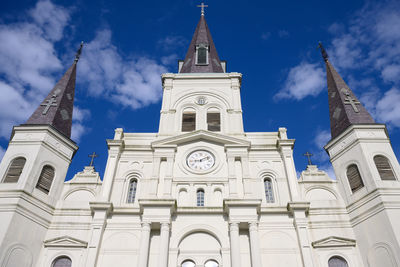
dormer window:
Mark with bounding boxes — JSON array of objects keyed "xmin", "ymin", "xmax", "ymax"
[{"xmin": 196, "ymin": 44, "xmax": 208, "ymax": 65}]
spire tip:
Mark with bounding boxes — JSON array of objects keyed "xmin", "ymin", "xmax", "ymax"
[
  {"xmin": 74, "ymin": 41, "xmax": 84, "ymax": 63},
  {"xmin": 317, "ymin": 41, "xmax": 329, "ymax": 62}
]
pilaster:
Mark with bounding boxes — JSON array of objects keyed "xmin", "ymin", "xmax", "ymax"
[
  {"xmin": 101, "ymin": 128, "xmax": 123, "ymax": 201},
  {"xmin": 287, "ymin": 201, "xmax": 314, "ymax": 267},
  {"xmin": 85, "ymin": 202, "xmax": 113, "ymax": 267},
  {"xmin": 278, "ymin": 128, "xmax": 299, "ymax": 201}
]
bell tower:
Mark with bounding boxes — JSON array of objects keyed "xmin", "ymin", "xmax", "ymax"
[
  {"xmin": 320, "ymin": 43, "xmax": 400, "ymax": 266},
  {"xmin": 0, "ymin": 44, "xmax": 82, "ymax": 267},
  {"xmin": 158, "ymin": 12, "xmax": 243, "ymax": 137}
]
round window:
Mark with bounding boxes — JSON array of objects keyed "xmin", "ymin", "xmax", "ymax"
[
  {"xmin": 182, "ymin": 260, "xmax": 196, "ymax": 267},
  {"xmin": 205, "ymin": 260, "xmax": 219, "ymax": 267}
]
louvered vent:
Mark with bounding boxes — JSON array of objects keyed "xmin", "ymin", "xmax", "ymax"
[
  {"xmin": 207, "ymin": 113, "xmax": 220, "ymax": 131},
  {"xmin": 374, "ymin": 155, "xmax": 396, "ymax": 181},
  {"xmin": 346, "ymin": 164, "xmax": 364, "ymax": 193},
  {"xmin": 182, "ymin": 113, "xmax": 196, "ymax": 132},
  {"xmin": 36, "ymin": 165, "xmax": 55, "ymax": 194},
  {"xmin": 3, "ymin": 157, "xmax": 26, "ymax": 183}
]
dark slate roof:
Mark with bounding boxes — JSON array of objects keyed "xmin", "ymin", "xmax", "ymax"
[
  {"xmin": 180, "ymin": 15, "xmax": 224, "ymax": 73},
  {"xmin": 25, "ymin": 62, "xmax": 77, "ymax": 138},
  {"xmin": 324, "ymin": 58, "xmax": 375, "ymax": 139}
]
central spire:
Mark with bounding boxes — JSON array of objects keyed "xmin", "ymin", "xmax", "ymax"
[{"xmin": 179, "ymin": 9, "xmax": 224, "ymax": 73}]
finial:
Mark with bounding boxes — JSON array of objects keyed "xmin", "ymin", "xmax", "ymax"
[
  {"xmin": 74, "ymin": 41, "xmax": 84, "ymax": 63},
  {"xmin": 317, "ymin": 42, "xmax": 329, "ymax": 62},
  {"xmin": 197, "ymin": 2, "xmax": 208, "ymax": 16}
]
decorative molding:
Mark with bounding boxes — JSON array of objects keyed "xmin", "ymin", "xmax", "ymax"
[
  {"xmin": 44, "ymin": 236, "xmax": 88, "ymax": 248},
  {"xmin": 152, "ymin": 130, "xmax": 250, "ymax": 148},
  {"xmin": 312, "ymin": 236, "xmax": 356, "ymax": 248}
]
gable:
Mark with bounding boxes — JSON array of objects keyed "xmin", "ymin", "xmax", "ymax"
[
  {"xmin": 152, "ymin": 130, "xmax": 250, "ymax": 148},
  {"xmin": 44, "ymin": 236, "xmax": 88, "ymax": 248},
  {"xmin": 312, "ymin": 236, "xmax": 356, "ymax": 248}
]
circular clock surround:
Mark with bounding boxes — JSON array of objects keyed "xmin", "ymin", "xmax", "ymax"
[{"xmin": 186, "ymin": 150, "xmax": 215, "ymax": 172}]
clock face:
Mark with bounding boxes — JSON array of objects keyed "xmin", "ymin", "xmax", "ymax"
[{"xmin": 186, "ymin": 150, "xmax": 215, "ymax": 171}]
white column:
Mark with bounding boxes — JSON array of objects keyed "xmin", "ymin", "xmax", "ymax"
[
  {"xmin": 229, "ymin": 222, "xmax": 241, "ymax": 267},
  {"xmin": 137, "ymin": 222, "xmax": 151, "ymax": 267},
  {"xmin": 248, "ymin": 222, "xmax": 262, "ymax": 267},
  {"xmin": 158, "ymin": 223, "xmax": 171, "ymax": 267}
]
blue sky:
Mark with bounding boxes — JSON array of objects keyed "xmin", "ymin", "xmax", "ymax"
[{"xmin": 1, "ymin": 0, "xmax": 400, "ymax": 180}]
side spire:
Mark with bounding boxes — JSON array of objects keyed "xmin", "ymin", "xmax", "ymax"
[
  {"xmin": 179, "ymin": 9, "xmax": 224, "ymax": 73},
  {"xmin": 319, "ymin": 42, "xmax": 375, "ymax": 139},
  {"xmin": 25, "ymin": 42, "xmax": 84, "ymax": 138}
]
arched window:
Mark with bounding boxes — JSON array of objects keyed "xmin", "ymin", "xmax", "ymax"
[
  {"xmin": 346, "ymin": 164, "xmax": 364, "ymax": 193},
  {"xmin": 197, "ymin": 189, "xmax": 205, "ymax": 206},
  {"xmin": 205, "ymin": 260, "xmax": 219, "ymax": 267},
  {"xmin": 182, "ymin": 112, "xmax": 196, "ymax": 132},
  {"xmin": 328, "ymin": 256, "xmax": 348, "ymax": 267},
  {"xmin": 181, "ymin": 260, "xmax": 196, "ymax": 267},
  {"xmin": 52, "ymin": 256, "xmax": 72, "ymax": 267},
  {"xmin": 3, "ymin": 157, "xmax": 26, "ymax": 183},
  {"xmin": 35, "ymin": 165, "xmax": 55, "ymax": 194},
  {"xmin": 127, "ymin": 179, "xmax": 137, "ymax": 203},
  {"xmin": 207, "ymin": 112, "xmax": 221, "ymax": 131},
  {"xmin": 264, "ymin": 178, "xmax": 274, "ymax": 203},
  {"xmin": 374, "ymin": 155, "xmax": 396, "ymax": 181}
]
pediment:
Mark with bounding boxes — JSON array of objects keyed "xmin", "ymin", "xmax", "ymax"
[
  {"xmin": 44, "ymin": 236, "xmax": 88, "ymax": 248},
  {"xmin": 312, "ymin": 236, "xmax": 356, "ymax": 248},
  {"xmin": 152, "ymin": 130, "xmax": 250, "ymax": 148}
]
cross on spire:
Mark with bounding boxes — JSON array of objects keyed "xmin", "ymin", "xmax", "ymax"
[
  {"xmin": 88, "ymin": 152, "xmax": 98, "ymax": 167},
  {"xmin": 41, "ymin": 94, "xmax": 57, "ymax": 115},
  {"xmin": 303, "ymin": 152, "xmax": 314, "ymax": 165},
  {"xmin": 197, "ymin": 2, "xmax": 208, "ymax": 16},
  {"xmin": 342, "ymin": 89, "xmax": 361, "ymax": 113}
]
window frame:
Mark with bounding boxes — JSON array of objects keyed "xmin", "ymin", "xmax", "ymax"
[
  {"xmin": 207, "ymin": 112, "xmax": 221, "ymax": 132},
  {"xmin": 182, "ymin": 112, "xmax": 196, "ymax": 132},
  {"xmin": 374, "ymin": 155, "xmax": 396, "ymax": 181},
  {"xmin": 51, "ymin": 256, "xmax": 72, "ymax": 267},
  {"xmin": 197, "ymin": 189, "xmax": 205, "ymax": 207},
  {"xmin": 127, "ymin": 178, "xmax": 138, "ymax": 203},
  {"xmin": 35, "ymin": 164, "xmax": 55, "ymax": 194},
  {"xmin": 2, "ymin": 157, "xmax": 26, "ymax": 183},
  {"xmin": 328, "ymin": 255, "xmax": 348, "ymax": 267},
  {"xmin": 195, "ymin": 44, "xmax": 209, "ymax": 65},
  {"xmin": 264, "ymin": 178, "xmax": 275, "ymax": 203},
  {"xmin": 181, "ymin": 259, "xmax": 196, "ymax": 267},
  {"xmin": 346, "ymin": 164, "xmax": 364, "ymax": 193}
]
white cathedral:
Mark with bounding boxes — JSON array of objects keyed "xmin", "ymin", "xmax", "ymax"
[{"xmin": 0, "ymin": 9, "xmax": 400, "ymax": 267}]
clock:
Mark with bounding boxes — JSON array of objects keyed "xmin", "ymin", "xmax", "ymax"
[{"xmin": 186, "ymin": 150, "xmax": 215, "ymax": 171}]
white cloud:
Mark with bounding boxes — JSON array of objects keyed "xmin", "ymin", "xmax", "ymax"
[
  {"xmin": 29, "ymin": 0, "xmax": 70, "ymax": 41},
  {"xmin": 314, "ymin": 130, "xmax": 331, "ymax": 149},
  {"xmin": 71, "ymin": 107, "xmax": 91, "ymax": 142},
  {"xmin": 0, "ymin": 146, "xmax": 5, "ymax": 161},
  {"xmin": 376, "ymin": 88, "xmax": 400, "ymax": 127},
  {"xmin": 0, "ymin": 0, "xmax": 70, "ymax": 140},
  {"xmin": 157, "ymin": 36, "xmax": 187, "ymax": 51},
  {"xmin": 161, "ymin": 54, "xmax": 178, "ymax": 65},
  {"xmin": 275, "ymin": 62, "xmax": 325, "ymax": 100},
  {"xmin": 328, "ymin": 1, "xmax": 400, "ymax": 83},
  {"xmin": 79, "ymin": 29, "xmax": 168, "ymax": 109},
  {"xmin": 0, "ymin": 0, "xmax": 172, "ymax": 142},
  {"xmin": 381, "ymin": 65, "xmax": 400, "ymax": 83}
]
